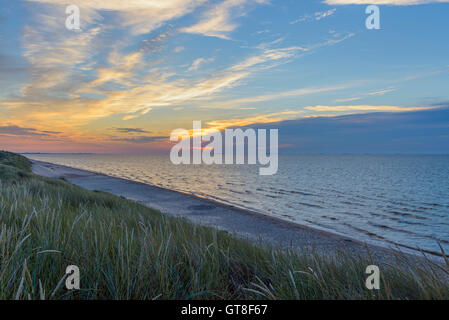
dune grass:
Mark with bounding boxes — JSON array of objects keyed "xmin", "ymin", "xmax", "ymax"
[{"xmin": 0, "ymin": 151, "xmax": 448, "ymax": 300}]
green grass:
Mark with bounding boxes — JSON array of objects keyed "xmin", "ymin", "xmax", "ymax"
[
  {"xmin": 0, "ymin": 151, "xmax": 448, "ymax": 300},
  {"xmin": 0, "ymin": 150, "xmax": 32, "ymax": 172}
]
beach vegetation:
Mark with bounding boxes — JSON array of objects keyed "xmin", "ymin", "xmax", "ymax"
[{"xmin": 0, "ymin": 151, "xmax": 448, "ymax": 300}]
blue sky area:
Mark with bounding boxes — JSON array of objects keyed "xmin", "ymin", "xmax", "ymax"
[{"xmin": 0, "ymin": 0, "xmax": 448, "ymax": 153}]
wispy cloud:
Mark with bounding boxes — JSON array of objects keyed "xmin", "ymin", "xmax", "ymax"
[
  {"xmin": 202, "ymin": 83, "xmax": 355, "ymax": 109},
  {"xmin": 0, "ymin": 125, "xmax": 61, "ymax": 137},
  {"xmin": 27, "ymin": 0, "xmax": 208, "ymax": 35},
  {"xmin": 180, "ymin": 0, "xmax": 269, "ymax": 39},
  {"xmin": 0, "ymin": 0, "xmax": 446, "ymax": 154},
  {"xmin": 20, "ymin": 11, "xmax": 102, "ymax": 99},
  {"xmin": 334, "ymin": 97, "xmax": 362, "ymax": 103},
  {"xmin": 110, "ymin": 135, "xmax": 167, "ymax": 144},
  {"xmin": 368, "ymin": 87, "xmax": 396, "ymax": 96},
  {"xmin": 173, "ymin": 46, "xmax": 185, "ymax": 53},
  {"xmin": 0, "ymin": 0, "xmax": 357, "ymax": 146},
  {"xmin": 188, "ymin": 58, "xmax": 214, "ymax": 71},
  {"xmin": 200, "ymin": 110, "xmax": 304, "ymax": 133},
  {"xmin": 334, "ymin": 86, "xmax": 396, "ymax": 103},
  {"xmin": 111, "ymin": 128, "xmax": 151, "ymax": 134},
  {"xmin": 229, "ymin": 46, "xmax": 307, "ymax": 71},
  {"xmin": 290, "ymin": 8, "xmax": 336, "ymax": 24},
  {"xmin": 304, "ymin": 105, "xmax": 430, "ymax": 112}
]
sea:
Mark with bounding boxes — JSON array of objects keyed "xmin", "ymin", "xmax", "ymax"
[{"xmin": 26, "ymin": 154, "xmax": 449, "ymax": 255}]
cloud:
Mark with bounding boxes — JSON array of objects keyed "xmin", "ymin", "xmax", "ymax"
[
  {"xmin": 0, "ymin": 125, "xmax": 61, "ymax": 137},
  {"xmin": 304, "ymin": 105, "xmax": 430, "ymax": 112},
  {"xmin": 0, "ymin": 27, "xmax": 355, "ymax": 135},
  {"xmin": 324, "ymin": 0, "xmax": 449, "ymax": 5},
  {"xmin": 110, "ymin": 135, "xmax": 167, "ymax": 144},
  {"xmin": 1, "ymin": 57, "xmax": 252, "ymax": 129},
  {"xmin": 89, "ymin": 68, "xmax": 133, "ymax": 88},
  {"xmin": 290, "ymin": 9, "xmax": 336, "ymax": 24},
  {"xmin": 18, "ymin": 7, "xmax": 102, "ymax": 100},
  {"xmin": 1, "ymin": 0, "xmax": 354, "ymax": 146},
  {"xmin": 334, "ymin": 97, "xmax": 362, "ymax": 103},
  {"xmin": 8, "ymin": 0, "xmax": 259, "ymax": 129},
  {"xmin": 180, "ymin": 0, "xmax": 269, "ymax": 39},
  {"xmin": 196, "ymin": 105, "xmax": 431, "ymax": 134},
  {"xmin": 67, "ymin": 41, "xmax": 315, "ymax": 122},
  {"xmin": 173, "ymin": 46, "xmax": 185, "ymax": 53},
  {"xmin": 193, "ymin": 110, "xmax": 304, "ymax": 135},
  {"xmin": 315, "ymin": 8, "xmax": 337, "ymax": 20},
  {"xmin": 188, "ymin": 58, "xmax": 214, "ymax": 71},
  {"xmin": 368, "ymin": 87, "xmax": 396, "ymax": 96},
  {"xmin": 26, "ymin": 0, "xmax": 208, "ymax": 35},
  {"xmin": 229, "ymin": 46, "xmax": 307, "ymax": 71},
  {"xmin": 334, "ymin": 87, "xmax": 396, "ymax": 102},
  {"xmin": 254, "ymin": 106, "xmax": 449, "ymax": 154},
  {"xmin": 202, "ymin": 83, "xmax": 355, "ymax": 109},
  {"xmin": 112, "ymin": 128, "xmax": 151, "ymax": 134}
]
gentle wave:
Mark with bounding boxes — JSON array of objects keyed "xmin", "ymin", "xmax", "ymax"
[{"xmin": 26, "ymin": 154, "xmax": 449, "ymax": 254}]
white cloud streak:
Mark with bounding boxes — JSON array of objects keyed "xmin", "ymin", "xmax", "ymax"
[
  {"xmin": 26, "ymin": 0, "xmax": 208, "ymax": 34},
  {"xmin": 180, "ymin": 0, "xmax": 269, "ymax": 39},
  {"xmin": 290, "ymin": 9, "xmax": 336, "ymax": 24},
  {"xmin": 188, "ymin": 58, "xmax": 214, "ymax": 71}
]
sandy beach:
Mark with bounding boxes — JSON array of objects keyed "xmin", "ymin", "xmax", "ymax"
[{"xmin": 30, "ymin": 159, "xmax": 417, "ymax": 263}]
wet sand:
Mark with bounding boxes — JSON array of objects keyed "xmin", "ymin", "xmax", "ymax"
[{"xmin": 31, "ymin": 159, "xmax": 422, "ymax": 262}]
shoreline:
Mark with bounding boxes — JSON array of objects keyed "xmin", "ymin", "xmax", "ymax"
[{"xmin": 30, "ymin": 159, "xmax": 436, "ymax": 262}]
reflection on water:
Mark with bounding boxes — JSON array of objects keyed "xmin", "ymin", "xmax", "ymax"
[{"xmin": 26, "ymin": 154, "xmax": 449, "ymax": 254}]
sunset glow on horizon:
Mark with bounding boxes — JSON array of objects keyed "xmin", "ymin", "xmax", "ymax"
[{"xmin": 1, "ymin": 0, "xmax": 448, "ymax": 153}]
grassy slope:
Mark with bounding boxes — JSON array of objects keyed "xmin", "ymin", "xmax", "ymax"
[{"xmin": 0, "ymin": 151, "xmax": 448, "ymax": 300}]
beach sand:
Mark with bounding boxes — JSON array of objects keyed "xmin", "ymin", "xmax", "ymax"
[{"xmin": 31, "ymin": 159, "xmax": 420, "ymax": 263}]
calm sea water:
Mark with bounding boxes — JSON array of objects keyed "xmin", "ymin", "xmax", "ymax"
[{"xmin": 26, "ymin": 154, "xmax": 449, "ymax": 254}]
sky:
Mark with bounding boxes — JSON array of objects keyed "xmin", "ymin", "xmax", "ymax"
[{"xmin": 0, "ymin": 0, "xmax": 448, "ymax": 153}]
